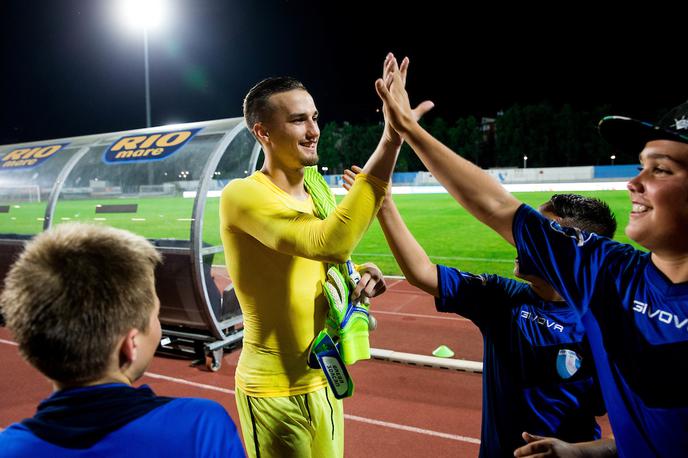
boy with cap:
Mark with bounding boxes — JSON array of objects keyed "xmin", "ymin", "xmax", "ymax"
[{"xmin": 375, "ymin": 61, "xmax": 688, "ymax": 457}]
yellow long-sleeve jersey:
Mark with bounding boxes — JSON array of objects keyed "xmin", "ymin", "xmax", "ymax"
[{"xmin": 220, "ymin": 171, "xmax": 386, "ymax": 397}]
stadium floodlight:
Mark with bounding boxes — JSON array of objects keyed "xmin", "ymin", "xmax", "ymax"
[
  {"xmin": 523, "ymin": 155, "xmax": 528, "ymax": 169},
  {"xmin": 321, "ymin": 166, "xmax": 329, "ymax": 173},
  {"xmin": 610, "ymin": 155, "xmax": 616, "ymax": 165},
  {"xmin": 117, "ymin": 0, "xmax": 168, "ymax": 128},
  {"xmin": 118, "ymin": 0, "xmax": 166, "ymax": 30}
]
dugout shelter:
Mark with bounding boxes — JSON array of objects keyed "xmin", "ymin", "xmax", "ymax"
[{"xmin": 0, "ymin": 118, "xmax": 261, "ymax": 371}]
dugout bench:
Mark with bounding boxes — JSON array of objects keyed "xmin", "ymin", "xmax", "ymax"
[{"xmin": 0, "ymin": 118, "xmax": 262, "ymax": 371}]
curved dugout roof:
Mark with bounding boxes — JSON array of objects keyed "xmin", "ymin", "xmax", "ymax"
[{"xmin": 0, "ymin": 118, "xmax": 262, "ymax": 339}]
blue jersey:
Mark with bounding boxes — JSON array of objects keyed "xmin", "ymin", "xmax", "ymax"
[
  {"xmin": 0, "ymin": 384, "xmax": 245, "ymax": 458},
  {"xmin": 436, "ymin": 264, "xmax": 603, "ymax": 458},
  {"xmin": 513, "ymin": 204, "xmax": 688, "ymax": 458}
]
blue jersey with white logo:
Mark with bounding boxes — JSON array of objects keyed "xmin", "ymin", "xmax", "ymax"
[
  {"xmin": 436, "ymin": 264, "xmax": 603, "ymax": 458},
  {"xmin": 514, "ymin": 204, "xmax": 688, "ymax": 458}
]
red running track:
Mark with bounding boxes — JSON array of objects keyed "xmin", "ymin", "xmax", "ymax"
[{"xmin": 0, "ymin": 276, "xmax": 609, "ymax": 457}]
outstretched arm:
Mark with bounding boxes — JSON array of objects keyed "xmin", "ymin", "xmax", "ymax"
[
  {"xmin": 375, "ymin": 62, "xmax": 521, "ymax": 245},
  {"xmin": 344, "ymin": 166, "xmax": 438, "ymax": 296},
  {"xmin": 221, "ymin": 173, "xmax": 385, "ymax": 264}
]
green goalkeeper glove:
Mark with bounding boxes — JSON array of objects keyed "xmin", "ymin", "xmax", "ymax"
[{"xmin": 322, "ymin": 263, "xmax": 371, "ymax": 365}]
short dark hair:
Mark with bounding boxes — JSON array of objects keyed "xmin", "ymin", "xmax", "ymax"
[
  {"xmin": 539, "ymin": 194, "xmax": 617, "ymax": 238},
  {"xmin": 243, "ymin": 76, "xmax": 307, "ymax": 131},
  {"xmin": 0, "ymin": 223, "xmax": 162, "ymax": 385}
]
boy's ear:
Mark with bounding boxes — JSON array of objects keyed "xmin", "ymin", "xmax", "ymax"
[
  {"xmin": 119, "ymin": 328, "xmax": 139, "ymax": 367},
  {"xmin": 253, "ymin": 122, "xmax": 270, "ymax": 143}
]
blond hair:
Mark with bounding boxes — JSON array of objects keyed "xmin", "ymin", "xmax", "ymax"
[{"xmin": 0, "ymin": 223, "xmax": 161, "ymax": 385}]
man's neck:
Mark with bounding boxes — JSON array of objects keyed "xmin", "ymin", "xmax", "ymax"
[
  {"xmin": 261, "ymin": 162, "xmax": 309, "ymax": 200},
  {"xmin": 651, "ymin": 252, "xmax": 688, "ymax": 284}
]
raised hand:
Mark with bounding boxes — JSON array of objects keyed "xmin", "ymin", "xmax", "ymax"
[
  {"xmin": 375, "ymin": 52, "xmax": 435, "ymax": 143},
  {"xmin": 380, "ymin": 53, "xmax": 405, "ymax": 145},
  {"xmin": 342, "ymin": 166, "xmax": 361, "ymax": 192},
  {"xmin": 376, "ymin": 54, "xmax": 433, "ymax": 136},
  {"xmin": 378, "ymin": 53, "xmax": 434, "ymax": 138}
]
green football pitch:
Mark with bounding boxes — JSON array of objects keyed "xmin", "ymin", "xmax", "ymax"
[
  {"xmin": 343, "ymin": 190, "xmax": 641, "ymax": 278},
  {"xmin": 0, "ymin": 190, "xmax": 640, "ymax": 279}
]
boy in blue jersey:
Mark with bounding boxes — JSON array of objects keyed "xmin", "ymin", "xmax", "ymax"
[
  {"xmin": 345, "ymin": 167, "xmax": 615, "ymax": 457},
  {"xmin": 375, "ymin": 59, "xmax": 688, "ymax": 457},
  {"xmin": 0, "ymin": 223, "xmax": 244, "ymax": 458}
]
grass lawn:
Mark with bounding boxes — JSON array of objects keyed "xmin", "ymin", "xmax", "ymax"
[
  {"xmin": 346, "ymin": 190, "xmax": 640, "ymax": 278},
  {"xmin": 0, "ymin": 190, "xmax": 640, "ymax": 279}
]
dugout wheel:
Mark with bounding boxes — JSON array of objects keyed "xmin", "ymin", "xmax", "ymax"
[{"xmin": 205, "ymin": 348, "xmax": 223, "ymax": 372}]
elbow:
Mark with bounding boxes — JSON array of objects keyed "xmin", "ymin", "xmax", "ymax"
[
  {"xmin": 402, "ymin": 264, "xmax": 437, "ymax": 295},
  {"xmin": 405, "ymin": 271, "xmax": 422, "ymax": 288},
  {"xmin": 400, "ymin": 265, "xmax": 425, "ymax": 288},
  {"xmin": 307, "ymin": 237, "xmax": 352, "ymax": 264},
  {"xmin": 312, "ymin": 227, "xmax": 356, "ymax": 263},
  {"xmin": 327, "ymin": 249, "xmax": 352, "ymax": 265}
]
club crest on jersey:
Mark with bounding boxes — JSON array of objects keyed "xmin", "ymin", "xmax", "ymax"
[
  {"xmin": 549, "ymin": 221, "xmax": 593, "ymax": 247},
  {"xmin": 556, "ymin": 349, "xmax": 581, "ymax": 379}
]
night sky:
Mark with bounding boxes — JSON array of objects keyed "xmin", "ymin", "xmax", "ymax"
[{"xmin": 0, "ymin": 1, "xmax": 683, "ymax": 145}]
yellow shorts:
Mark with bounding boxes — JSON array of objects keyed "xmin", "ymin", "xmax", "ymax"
[{"xmin": 235, "ymin": 385, "xmax": 344, "ymax": 458}]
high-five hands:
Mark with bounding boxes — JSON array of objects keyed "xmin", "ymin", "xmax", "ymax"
[{"xmin": 377, "ymin": 53, "xmax": 433, "ymax": 136}]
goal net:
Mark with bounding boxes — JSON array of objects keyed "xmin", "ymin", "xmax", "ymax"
[{"xmin": 0, "ymin": 185, "xmax": 41, "ymax": 203}]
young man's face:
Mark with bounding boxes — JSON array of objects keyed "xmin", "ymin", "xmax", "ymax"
[
  {"xmin": 261, "ymin": 89, "xmax": 320, "ymax": 168},
  {"xmin": 626, "ymin": 140, "xmax": 688, "ymax": 254}
]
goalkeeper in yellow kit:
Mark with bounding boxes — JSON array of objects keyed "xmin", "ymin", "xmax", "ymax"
[{"xmin": 220, "ymin": 54, "xmax": 432, "ymax": 457}]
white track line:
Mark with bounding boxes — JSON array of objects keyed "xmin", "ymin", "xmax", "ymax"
[
  {"xmin": 142, "ymin": 371, "xmax": 480, "ymax": 444},
  {"xmin": 0, "ymin": 338, "xmax": 480, "ymax": 446},
  {"xmin": 143, "ymin": 371, "xmax": 235, "ymax": 395},
  {"xmin": 371, "ymin": 349, "xmax": 483, "ymax": 373},
  {"xmin": 345, "ymin": 414, "xmax": 480, "ymax": 444}
]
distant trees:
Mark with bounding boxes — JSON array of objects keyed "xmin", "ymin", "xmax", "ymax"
[
  {"xmin": 317, "ymin": 102, "xmax": 629, "ymax": 173},
  {"xmin": 494, "ymin": 102, "xmax": 615, "ymax": 167}
]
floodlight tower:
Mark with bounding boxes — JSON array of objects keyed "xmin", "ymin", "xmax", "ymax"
[{"xmin": 117, "ymin": 0, "xmax": 167, "ymax": 128}]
